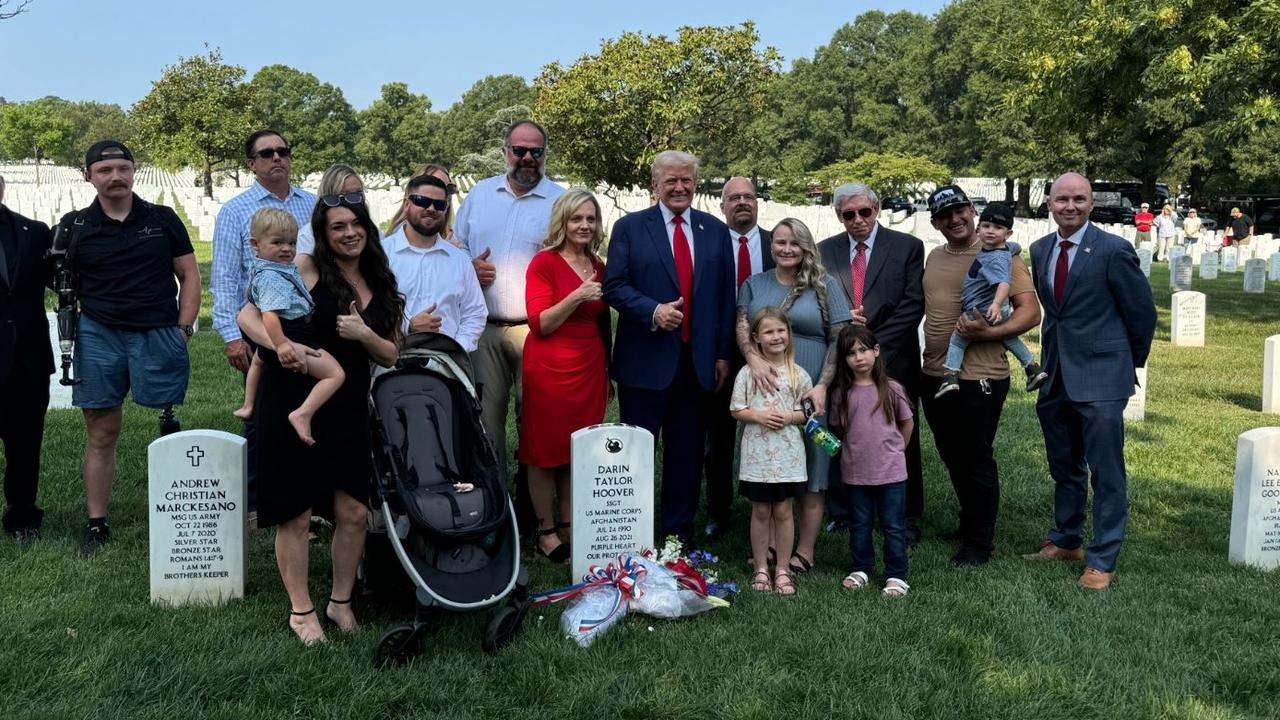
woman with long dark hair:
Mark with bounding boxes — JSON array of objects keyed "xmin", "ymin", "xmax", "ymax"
[{"xmin": 240, "ymin": 195, "xmax": 403, "ymax": 645}]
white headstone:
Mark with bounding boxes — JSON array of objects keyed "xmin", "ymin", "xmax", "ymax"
[
  {"xmin": 1271, "ymin": 253, "xmax": 1280, "ymax": 282},
  {"xmin": 1137, "ymin": 248, "xmax": 1152, "ymax": 278},
  {"xmin": 45, "ymin": 312, "xmax": 73, "ymax": 410},
  {"xmin": 1170, "ymin": 290, "xmax": 1205, "ymax": 347},
  {"xmin": 1169, "ymin": 244, "xmax": 1185, "ymax": 266},
  {"xmin": 1124, "ymin": 366, "xmax": 1147, "ymax": 421},
  {"xmin": 1200, "ymin": 252, "xmax": 1218, "ymax": 280},
  {"xmin": 1244, "ymin": 258, "xmax": 1266, "ymax": 294},
  {"xmin": 1169, "ymin": 255, "xmax": 1193, "ymax": 291},
  {"xmin": 570, "ymin": 424, "xmax": 655, "ymax": 580},
  {"xmin": 1228, "ymin": 427, "xmax": 1280, "ymax": 571},
  {"xmin": 1223, "ymin": 246, "xmax": 1239, "ymax": 273},
  {"xmin": 1138, "ymin": 240, "xmax": 1154, "ymax": 253},
  {"xmin": 1265, "ymin": 336, "xmax": 1280, "ymax": 415},
  {"xmin": 148, "ymin": 430, "xmax": 247, "ymax": 606}
]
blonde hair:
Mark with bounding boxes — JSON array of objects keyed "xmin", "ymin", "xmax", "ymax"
[
  {"xmin": 749, "ymin": 307, "xmax": 801, "ymax": 391},
  {"xmin": 250, "ymin": 207, "xmax": 298, "ymax": 240},
  {"xmin": 388, "ymin": 162, "xmax": 453, "ymax": 234},
  {"xmin": 771, "ymin": 218, "xmax": 830, "ymax": 328},
  {"xmin": 317, "ymin": 163, "xmax": 361, "ymax": 198},
  {"xmin": 543, "ymin": 189, "xmax": 604, "ymax": 258}
]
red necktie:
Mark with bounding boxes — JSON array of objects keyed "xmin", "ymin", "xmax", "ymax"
[
  {"xmin": 736, "ymin": 236, "xmax": 751, "ymax": 290},
  {"xmin": 672, "ymin": 215, "xmax": 694, "ymax": 342},
  {"xmin": 1054, "ymin": 240, "xmax": 1074, "ymax": 307},
  {"xmin": 850, "ymin": 241, "xmax": 867, "ymax": 307}
]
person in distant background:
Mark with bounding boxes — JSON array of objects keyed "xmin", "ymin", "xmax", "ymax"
[
  {"xmin": 1181, "ymin": 208, "xmax": 1202, "ymax": 247},
  {"xmin": 1133, "ymin": 202, "xmax": 1154, "ymax": 247},
  {"xmin": 1225, "ymin": 207, "xmax": 1254, "ymax": 247},
  {"xmin": 1153, "ymin": 205, "xmax": 1177, "ymax": 262}
]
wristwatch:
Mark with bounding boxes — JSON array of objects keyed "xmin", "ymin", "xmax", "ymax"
[{"xmin": 179, "ymin": 324, "xmax": 195, "ymax": 338}]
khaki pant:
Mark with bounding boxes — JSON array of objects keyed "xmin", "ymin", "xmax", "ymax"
[{"xmin": 472, "ymin": 322, "xmax": 530, "ymax": 473}]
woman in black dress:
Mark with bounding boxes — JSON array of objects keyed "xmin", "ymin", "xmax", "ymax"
[{"xmin": 241, "ymin": 196, "xmax": 401, "ymax": 645}]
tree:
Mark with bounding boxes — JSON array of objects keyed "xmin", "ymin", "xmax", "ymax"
[
  {"xmin": 534, "ymin": 23, "xmax": 780, "ymax": 189},
  {"xmin": 456, "ymin": 104, "xmax": 532, "ymax": 178},
  {"xmin": 249, "ymin": 64, "xmax": 358, "ymax": 176},
  {"xmin": 813, "ymin": 152, "xmax": 952, "ymax": 199},
  {"xmin": 132, "ymin": 48, "xmax": 256, "ymax": 197},
  {"xmin": 437, "ymin": 75, "xmax": 536, "ymax": 166},
  {"xmin": 0, "ymin": 0, "xmax": 32, "ymax": 20},
  {"xmin": 353, "ymin": 82, "xmax": 440, "ymax": 183},
  {"xmin": 0, "ymin": 98, "xmax": 73, "ymax": 165}
]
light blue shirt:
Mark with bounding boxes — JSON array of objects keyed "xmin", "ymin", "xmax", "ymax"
[
  {"xmin": 211, "ymin": 181, "xmax": 316, "ymax": 341},
  {"xmin": 247, "ymin": 257, "xmax": 313, "ymax": 320},
  {"xmin": 453, "ymin": 173, "xmax": 564, "ymax": 322},
  {"xmin": 1046, "ymin": 221, "xmax": 1089, "ymax": 294}
]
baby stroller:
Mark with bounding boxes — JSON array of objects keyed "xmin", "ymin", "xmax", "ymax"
[{"xmin": 366, "ymin": 333, "xmax": 529, "ymax": 668}]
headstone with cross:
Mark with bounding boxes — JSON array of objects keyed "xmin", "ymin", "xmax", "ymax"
[{"xmin": 148, "ymin": 429, "xmax": 247, "ymax": 606}]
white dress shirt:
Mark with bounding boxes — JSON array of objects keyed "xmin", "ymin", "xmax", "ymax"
[
  {"xmin": 1046, "ymin": 221, "xmax": 1089, "ymax": 294},
  {"xmin": 382, "ymin": 226, "xmax": 488, "ymax": 351},
  {"xmin": 453, "ymin": 173, "xmax": 565, "ymax": 322},
  {"xmin": 735, "ymin": 225, "xmax": 764, "ymax": 277}
]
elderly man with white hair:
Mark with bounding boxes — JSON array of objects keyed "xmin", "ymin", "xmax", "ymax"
[{"xmin": 603, "ymin": 150, "xmax": 736, "ymax": 545}]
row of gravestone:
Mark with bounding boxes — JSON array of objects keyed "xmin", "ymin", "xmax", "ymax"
[{"xmin": 1155, "ymin": 254, "xmax": 1276, "ymax": 293}]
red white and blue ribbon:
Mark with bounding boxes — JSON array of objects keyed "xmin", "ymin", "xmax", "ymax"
[{"xmin": 531, "ymin": 555, "xmax": 648, "ymax": 632}]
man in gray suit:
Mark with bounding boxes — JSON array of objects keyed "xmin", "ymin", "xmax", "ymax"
[
  {"xmin": 818, "ymin": 183, "xmax": 924, "ymax": 544},
  {"xmin": 704, "ymin": 177, "xmax": 774, "ymax": 539},
  {"xmin": 1024, "ymin": 172, "xmax": 1156, "ymax": 590}
]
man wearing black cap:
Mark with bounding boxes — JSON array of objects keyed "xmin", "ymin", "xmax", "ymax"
[
  {"xmin": 0, "ymin": 174, "xmax": 54, "ymax": 542},
  {"xmin": 920, "ymin": 186, "xmax": 1040, "ymax": 567},
  {"xmin": 59, "ymin": 141, "xmax": 200, "ymax": 553}
]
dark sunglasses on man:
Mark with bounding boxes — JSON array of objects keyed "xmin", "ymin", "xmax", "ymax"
[
  {"xmin": 508, "ymin": 145, "xmax": 545, "ymax": 159},
  {"xmin": 841, "ymin": 207, "xmax": 877, "ymax": 221},
  {"xmin": 320, "ymin": 192, "xmax": 364, "ymax": 207},
  {"xmin": 252, "ymin": 146, "xmax": 292, "ymax": 160},
  {"xmin": 408, "ymin": 194, "xmax": 449, "ymax": 212}
]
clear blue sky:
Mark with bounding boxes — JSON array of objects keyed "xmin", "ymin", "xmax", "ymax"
[{"xmin": 2, "ymin": 0, "xmax": 946, "ymax": 110}]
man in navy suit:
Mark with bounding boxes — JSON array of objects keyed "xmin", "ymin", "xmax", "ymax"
[
  {"xmin": 0, "ymin": 175, "xmax": 54, "ymax": 542},
  {"xmin": 604, "ymin": 151, "xmax": 735, "ymax": 544},
  {"xmin": 703, "ymin": 176, "xmax": 774, "ymax": 539},
  {"xmin": 1024, "ymin": 172, "xmax": 1156, "ymax": 590}
]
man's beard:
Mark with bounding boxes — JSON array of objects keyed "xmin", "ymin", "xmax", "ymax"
[
  {"xmin": 507, "ymin": 161, "xmax": 542, "ymax": 191},
  {"xmin": 409, "ymin": 215, "xmax": 447, "ymax": 239}
]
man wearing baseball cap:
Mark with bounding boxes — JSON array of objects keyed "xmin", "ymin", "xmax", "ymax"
[
  {"xmin": 58, "ymin": 140, "xmax": 200, "ymax": 553},
  {"xmin": 1134, "ymin": 202, "xmax": 1154, "ymax": 247},
  {"xmin": 919, "ymin": 185, "xmax": 1041, "ymax": 566}
]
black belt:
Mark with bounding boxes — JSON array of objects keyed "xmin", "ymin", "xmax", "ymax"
[{"xmin": 487, "ymin": 319, "xmax": 527, "ymax": 327}]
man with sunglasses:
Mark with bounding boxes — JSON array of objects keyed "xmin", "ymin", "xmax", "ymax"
[
  {"xmin": 211, "ymin": 130, "xmax": 315, "ymax": 522},
  {"xmin": 817, "ymin": 183, "xmax": 925, "ymax": 545},
  {"xmin": 382, "ymin": 174, "xmax": 486, "ymax": 351},
  {"xmin": 453, "ymin": 120, "xmax": 564, "ymax": 525},
  {"xmin": 918, "ymin": 185, "xmax": 1040, "ymax": 567}
]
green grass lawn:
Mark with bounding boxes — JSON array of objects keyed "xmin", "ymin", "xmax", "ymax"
[{"xmin": 3, "ymin": 231, "xmax": 1280, "ymax": 719}]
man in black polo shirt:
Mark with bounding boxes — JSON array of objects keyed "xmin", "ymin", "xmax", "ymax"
[
  {"xmin": 60, "ymin": 140, "xmax": 201, "ymax": 553},
  {"xmin": 1227, "ymin": 207, "xmax": 1254, "ymax": 247}
]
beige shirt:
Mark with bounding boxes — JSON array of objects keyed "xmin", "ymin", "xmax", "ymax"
[{"xmin": 922, "ymin": 242, "xmax": 1035, "ymax": 380}]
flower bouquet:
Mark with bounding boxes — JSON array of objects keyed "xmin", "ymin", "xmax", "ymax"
[{"xmin": 532, "ymin": 537, "xmax": 732, "ymax": 648}]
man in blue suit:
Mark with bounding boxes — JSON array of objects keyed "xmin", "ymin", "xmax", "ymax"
[
  {"xmin": 1024, "ymin": 172, "xmax": 1156, "ymax": 590},
  {"xmin": 604, "ymin": 150, "xmax": 735, "ymax": 544}
]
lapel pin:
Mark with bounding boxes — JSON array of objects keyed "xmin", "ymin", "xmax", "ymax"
[
  {"xmin": 1084, "ymin": 247, "xmax": 1092, "ymax": 254},
  {"xmin": 698, "ymin": 223, "xmax": 704, "ymax": 231}
]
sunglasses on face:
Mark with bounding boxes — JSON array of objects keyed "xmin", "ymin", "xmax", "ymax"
[
  {"xmin": 252, "ymin": 146, "xmax": 292, "ymax": 160},
  {"xmin": 320, "ymin": 192, "xmax": 364, "ymax": 207},
  {"xmin": 408, "ymin": 194, "xmax": 449, "ymax": 212},
  {"xmin": 508, "ymin": 145, "xmax": 545, "ymax": 159},
  {"xmin": 841, "ymin": 207, "xmax": 877, "ymax": 221}
]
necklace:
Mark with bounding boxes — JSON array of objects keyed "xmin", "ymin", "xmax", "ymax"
[
  {"xmin": 564, "ymin": 252, "xmax": 595, "ymax": 278},
  {"xmin": 944, "ymin": 238, "xmax": 981, "ymax": 255}
]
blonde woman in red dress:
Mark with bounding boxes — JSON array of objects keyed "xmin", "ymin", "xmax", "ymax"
[{"xmin": 521, "ymin": 189, "xmax": 612, "ymax": 562}]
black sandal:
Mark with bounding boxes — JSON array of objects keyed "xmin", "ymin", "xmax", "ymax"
[
  {"xmin": 534, "ymin": 527, "xmax": 570, "ymax": 564},
  {"xmin": 325, "ymin": 597, "xmax": 356, "ymax": 632},
  {"xmin": 788, "ymin": 552, "xmax": 814, "ymax": 574}
]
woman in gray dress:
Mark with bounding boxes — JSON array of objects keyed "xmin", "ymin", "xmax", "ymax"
[{"xmin": 736, "ymin": 217, "xmax": 850, "ymax": 575}]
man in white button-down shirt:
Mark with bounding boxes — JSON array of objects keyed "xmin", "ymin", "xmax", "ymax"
[{"xmin": 382, "ymin": 174, "xmax": 486, "ymax": 351}]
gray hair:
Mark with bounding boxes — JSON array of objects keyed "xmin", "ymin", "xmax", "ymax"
[
  {"xmin": 652, "ymin": 150, "xmax": 700, "ymax": 181},
  {"xmin": 832, "ymin": 183, "xmax": 879, "ymax": 211}
]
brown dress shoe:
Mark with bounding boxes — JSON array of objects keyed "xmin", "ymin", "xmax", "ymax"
[
  {"xmin": 1078, "ymin": 567, "xmax": 1114, "ymax": 590},
  {"xmin": 1022, "ymin": 540, "xmax": 1084, "ymax": 562}
]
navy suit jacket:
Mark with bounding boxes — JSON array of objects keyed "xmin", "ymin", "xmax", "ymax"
[
  {"xmin": 1029, "ymin": 223, "xmax": 1156, "ymax": 402},
  {"xmin": 818, "ymin": 225, "xmax": 924, "ymax": 394},
  {"xmin": 0, "ymin": 204, "xmax": 53, "ymax": 382},
  {"xmin": 604, "ymin": 205, "xmax": 735, "ymax": 391}
]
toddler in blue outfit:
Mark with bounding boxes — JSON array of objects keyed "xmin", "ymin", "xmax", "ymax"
[{"xmin": 234, "ymin": 208, "xmax": 344, "ymax": 445}]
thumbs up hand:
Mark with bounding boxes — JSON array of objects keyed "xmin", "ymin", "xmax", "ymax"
[
  {"xmin": 336, "ymin": 299, "xmax": 371, "ymax": 340},
  {"xmin": 409, "ymin": 302, "xmax": 443, "ymax": 333},
  {"xmin": 655, "ymin": 296, "xmax": 685, "ymax": 331},
  {"xmin": 473, "ymin": 247, "xmax": 497, "ymax": 287}
]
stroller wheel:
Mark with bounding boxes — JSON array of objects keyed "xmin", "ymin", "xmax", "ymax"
[
  {"xmin": 482, "ymin": 602, "xmax": 528, "ymax": 654},
  {"xmin": 373, "ymin": 625, "xmax": 424, "ymax": 669}
]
